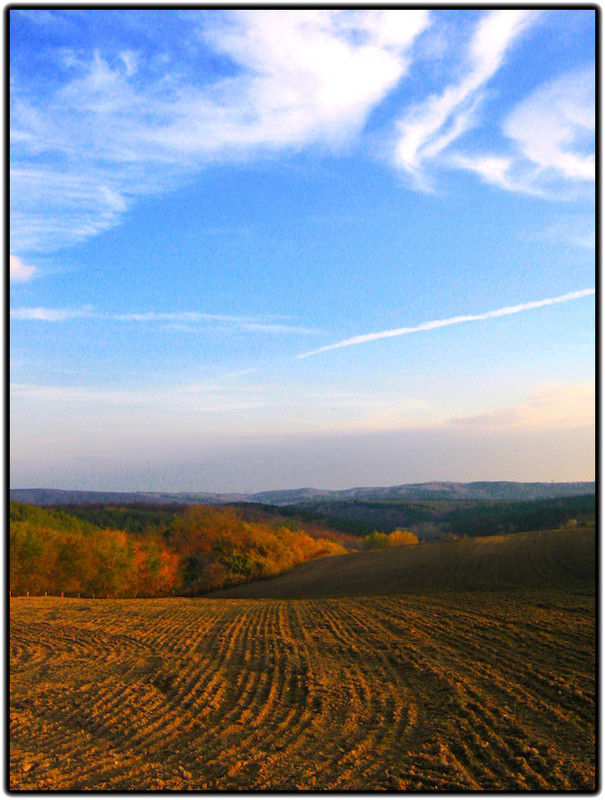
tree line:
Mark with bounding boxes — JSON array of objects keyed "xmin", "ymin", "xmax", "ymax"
[
  {"xmin": 287, "ymin": 494, "xmax": 596, "ymax": 541},
  {"xmin": 9, "ymin": 502, "xmax": 346, "ymax": 597}
]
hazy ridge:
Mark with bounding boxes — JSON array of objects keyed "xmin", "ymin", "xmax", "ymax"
[{"xmin": 9, "ymin": 480, "xmax": 595, "ymax": 508}]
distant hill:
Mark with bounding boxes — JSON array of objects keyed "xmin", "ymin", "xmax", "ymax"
[
  {"xmin": 9, "ymin": 481, "xmax": 595, "ymax": 508},
  {"xmin": 8, "ymin": 488, "xmax": 249, "ymax": 506},
  {"xmin": 254, "ymin": 481, "xmax": 596, "ymax": 505},
  {"xmin": 213, "ymin": 527, "xmax": 596, "ymax": 599}
]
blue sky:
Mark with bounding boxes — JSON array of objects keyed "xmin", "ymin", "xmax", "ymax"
[{"xmin": 10, "ymin": 9, "xmax": 595, "ymax": 491}]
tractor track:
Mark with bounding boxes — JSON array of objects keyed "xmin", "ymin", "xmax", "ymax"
[{"xmin": 10, "ymin": 584, "xmax": 595, "ymax": 791}]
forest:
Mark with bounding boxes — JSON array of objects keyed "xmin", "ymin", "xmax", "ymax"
[
  {"xmin": 10, "ymin": 492, "xmax": 594, "ymax": 598},
  {"xmin": 288, "ymin": 494, "xmax": 596, "ymax": 539},
  {"xmin": 9, "ymin": 503, "xmax": 346, "ymax": 597}
]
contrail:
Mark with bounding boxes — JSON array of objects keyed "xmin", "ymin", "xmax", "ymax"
[{"xmin": 296, "ymin": 288, "xmax": 595, "ymax": 359}]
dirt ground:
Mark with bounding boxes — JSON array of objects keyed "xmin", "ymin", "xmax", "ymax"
[
  {"xmin": 10, "ymin": 587, "xmax": 595, "ymax": 791},
  {"xmin": 214, "ymin": 528, "xmax": 595, "ymax": 598}
]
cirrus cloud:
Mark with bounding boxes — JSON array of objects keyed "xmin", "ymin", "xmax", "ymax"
[
  {"xmin": 452, "ymin": 67, "xmax": 595, "ymax": 197},
  {"xmin": 11, "ymin": 10, "xmax": 430, "ymax": 254},
  {"xmin": 393, "ymin": 10, "xmax": 537, "ymax": 186},
  {"xmin": 10, "ymin": 305, "xmax": 321, "ymax": 336}
]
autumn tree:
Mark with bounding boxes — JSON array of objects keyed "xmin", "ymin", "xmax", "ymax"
[
  {"xmin": 362, "ymin": 529, "xmax": 418, "ymax": 550},
  {"xmin": 9, "ymin": 502, "xmax": 347, "ymax": 597},
  {"xmin": 388, "ymin": 529, "xmax": 418, "ymax": 546}
]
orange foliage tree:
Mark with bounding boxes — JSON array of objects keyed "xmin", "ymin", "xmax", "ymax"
[
  {"xmin": 388, "ymin": 529, "xmax": 419, "ymax": 546},
  {"xmin": 167, "ymin": 505, "xmax": 347, "ymax": 593},
  {"xmin": 9, "ymin": 504, "xmax": 181, "ymax": 597},
  {"xmin": 10, "ymin": 502, "xmax": 347, "ymax": 597}
]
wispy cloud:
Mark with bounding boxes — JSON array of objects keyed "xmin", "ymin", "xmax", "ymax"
[
  {"xmin": 452, "ymin": 67, "xmax": 595, "ymax": 196},
  {"xmin": 505, "ymin": 68, "xmax": 594, "ymax": 182},
  {"xmin": 11, "ymin": 10, "xmax": 430, "ymax": 255},
  {"xmin": 241, "ymin": 322, "xmax": 319, "ymax": 335},
  {"xmin": 296, "ymin": 289, "xmax": 595, "ymax": 359},
  {"xmin": 9, "ymin": 255, "xmax": 36, "ymax": 282},
  {"xmin": 448, "ymin": 381, "xmax": 594, "ymax": 428},
  {"xmin": 10, "ymin": 167, "xmax": 131, "ymax": 254},
  {"xmin": 113, "ymin": 311, "xmax": 263, "ymax": 323},
  {"xmin": 9, "ymin": 378, "xmax": 437, "ymax": 443},
  {"xmin": 115, "ymin": 311, "xmax": 319, "ymax": 334},
  {"xmin": 12, "ymin": 9, "xmax": 68, "ymax": 27},
  {"xmin": 9, "ymin": 381, "xmax": 269, "ymax": 414},
  {"xmin": 10, "ymin": 305, "xmax": 321, "ymax": 335},
  {"xmin": 393, "ymin": 10, "xmax": 536, "ymax": 186},
  {"xmin": 11, "ymin": 9, "xmax": 593, "ymax": 261},
  {"xmin": 10, "ymin": 305, "xmax": 94, "ymax": 321},
  {"xmin": 534, "ymin": 215, "xmax": 595, "ymax": 250},
  {"xmin": 215, "ymin": 368, "xmax": 258, "ymax": 381}
]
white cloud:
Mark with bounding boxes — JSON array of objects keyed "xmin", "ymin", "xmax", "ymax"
[
  {"xmin": 10, "ymin": 167, "xmax": 130, "ymax": 253},
  {"xmin": 11, "ymin": 10, "xmax": 430, "ymax": 254},
  {"xmin": 393, "ymin": 10, "xmax": 536, "ymax": 183},
  {"xmin": 9, "ymin": 255, "xmax": 36, "ymax": 282},
  {"xmin": 297, "ymin": 289, "xmax": 595, "ymax": 359},
  {"xmin": 10, "ymin": 9, "xmax": 594, "ymax": 260},
  {"xmin": 506, "ymin": 69, "xmax": 594, "ymax": 181},
  {"xmin": 119, "ymin": 50, "xmax": 138, "ymax": 78},
  {"xmin": 113, "ymin": 311, "xmax": 260, "ymax": 323},
  {"xmin": 192, "ymin": 10, "xmax": 430, "ymax": 151},
  {"xmin": 10, "ymin": 305, "xmax": 321, "ymax": 335},
  {"xmin": 451, "ymin": 67, "xmax": 595, "ymax": 196},
  {"xmin": 449, "ymin": 154, "xmax": 545, "ymax": 197},
  {"xmin": 10, "ymin": 306, "xmax": 94, "ymax": 322}
]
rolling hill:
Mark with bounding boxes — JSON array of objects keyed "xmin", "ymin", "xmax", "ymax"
[{"xmin": 213, "ymin": 527, "xmax": 595, "ymax": 599}]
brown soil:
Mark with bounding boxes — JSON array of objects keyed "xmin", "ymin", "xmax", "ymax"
[
  {"xmin": 214, "ymin": 528, "xmax": 595, "ymax": 598},
  {"xmin": 10, "ymin": 587, "xmax": 594, "ymax": 789}
]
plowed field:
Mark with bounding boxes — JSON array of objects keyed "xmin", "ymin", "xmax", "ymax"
[
  {"xmin": 10, "ymin": 586, "xmax": 595, "ymax": 789},
  {"xmin": 215, "ymin": 528, "xmax": 595, "ymax": 598}
]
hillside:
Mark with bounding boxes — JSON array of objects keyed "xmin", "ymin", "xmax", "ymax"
[
  {"xmin": 214, "ymin": 528, "xmax": 595, "ymax": 599},
  {"xmin": 287, "ymin": 494, "xmax": 595, "ymax": 540}
]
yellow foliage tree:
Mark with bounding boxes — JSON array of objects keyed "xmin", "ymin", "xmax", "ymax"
[
  {"xmin": 388, "ymin": 529, "xmax": 418, "ymax": 546},
  {"xmin": 362, "ymin": 531, "xmax": 391, "ymax": 550},
  {"xmin": 362, "ymin": 529, "xmax": 418, "ymax": 550}
]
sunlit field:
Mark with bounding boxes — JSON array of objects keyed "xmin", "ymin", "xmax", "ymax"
[
  {"xmin": 10, "ymin": 530, "xmax": 595, "ymax": 791},
  {"xmin": 10, "ymin": 9, "xmax": 595, "ymax": 792}
]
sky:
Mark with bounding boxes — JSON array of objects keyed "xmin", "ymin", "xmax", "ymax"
[{"xmin": 10, "ymin": 9, "xmax": 595, "ymax": 492}]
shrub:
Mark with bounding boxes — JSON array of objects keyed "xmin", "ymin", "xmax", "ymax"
[
  {"xmin": 388, "ymin": 529, "xmax": 419, "ymax": 546},
  {"xmin": 363, "ymin": 529, "xmax": 418, "ymax": 550},
  {"xmin": 362, "ymin": 531, "xmax": 391, "ymax": 550}
]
